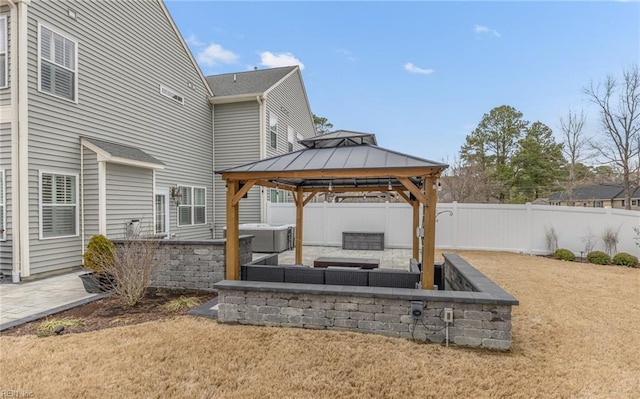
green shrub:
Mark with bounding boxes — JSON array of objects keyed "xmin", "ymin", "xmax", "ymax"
[
  {"xmin": 83, "ymin": 234, "xmax": 115, "ymax": 274},
  {"xmin": 612, "ymin": 252, "xmax": 638, "ymax": 267},
  {"xmin": 554, "ymin": 248, "xmax": 576, "ymax": 261},
  {"xmin": 586, "ymin": 251, "xmax": 611, "ymax": 265}
]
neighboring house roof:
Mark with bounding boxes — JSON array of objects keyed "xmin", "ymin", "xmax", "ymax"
[
  {"xmin": 217, "ymin": 134, "xmax": 448, "ymax": 190},
  {"xmin": 207, "ymin": 66, "xmax": 297, "ymax": 97},
  {"xmin": 81, "ymin": 137, "xmax": 165, "ymax": 169},
  {"xmin": 300, "ymin": 130, "xmax": 378, "ymax": 148},
  {"xmin": 613, "ymin": 186, "xmax": 640, "ymax": 199},
  {"xmin": 548, "ymin": 184, "xmax": 623, "ymax": 201}
]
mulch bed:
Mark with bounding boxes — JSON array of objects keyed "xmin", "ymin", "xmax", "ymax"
[{"xmin": 1, "ymin": 288, "xmax": 216, "ymax": 337}]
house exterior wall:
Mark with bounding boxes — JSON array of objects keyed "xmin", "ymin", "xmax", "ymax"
[
  {"xmin": 0, "ymin": 123, "xmax": 11, "ymax": 272},
  {"xmin": 264, "ymin": 70, "xmax": 315, "ymax": 159},
  {"xmin": 213, "ymin": 101, "xmax": 260, "ymax": 237},
  {"xmin": 105, "ymin": 163, "xmax": 153, "ymax": 237},
  {"xmin": 7, "ymin": 0, "xmax": 213, "ymax": 278}
]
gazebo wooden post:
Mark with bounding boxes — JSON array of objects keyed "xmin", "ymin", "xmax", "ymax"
[
  {"xmin": 421, "ymin": 176, "xmax": 437, "ymax": 289},
  {"xmin": 225, "ymin": 180, "xmax": 240, "ymax": 280},
  {"xmin": 294, "ymin": 187, "xmax": 304, "ymax": 264},
  {"xmin": 412, "ymin": 199, "xmax": 420, "ymax": 260}
]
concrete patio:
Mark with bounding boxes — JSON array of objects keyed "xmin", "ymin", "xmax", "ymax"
[{"xmin": 0, "ymin": 271, "xmax": 102, "ymax": 331}]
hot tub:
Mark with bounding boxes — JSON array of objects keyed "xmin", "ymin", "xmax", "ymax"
[{"xmin": 225, "ymin": 223, "xmax": 295, "ymax": 253}]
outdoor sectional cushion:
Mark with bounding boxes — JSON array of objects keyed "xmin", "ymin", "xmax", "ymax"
[
  {"xmin": 368, "ymin": 269, "xmax": 420, "ymax": 289},
  {"xmin": 242, "ymin": 264, "xmax": 284, "ymax": 283},
  {"xmin": 284, "ymin": 266, "xmax": 325, "ymax": 284},
  {"xmin": 324, "ymin": 267, "xmax": 368, "ymax": 286}
]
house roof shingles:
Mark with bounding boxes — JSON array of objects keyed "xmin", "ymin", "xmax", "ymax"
[
  {"xmin": 82, "ymin": 137, "xmax": 164, "ymax": 166},
  {"xmin": 549, "ymin": 184, "xmax": 624, "ymax": 201},
  {"xmin": 206, "ymin": 66, "xmax": 296, "ymax": 97}
]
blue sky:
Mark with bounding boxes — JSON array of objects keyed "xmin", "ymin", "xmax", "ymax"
[{"xmin": 165, "ymin": 1, "xmax": 640, "ymax": 163}]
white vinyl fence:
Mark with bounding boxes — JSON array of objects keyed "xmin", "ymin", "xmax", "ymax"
[{"xmin": 266, "ymin": 202, "xmax": 640, "ymax": 257}]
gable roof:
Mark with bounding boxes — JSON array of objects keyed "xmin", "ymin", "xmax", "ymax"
[
  {"xmin": 81, "ymin": 137, "xmax": 165, "ymax": 169},
  {"xmin": 549, "ymin": 184, "xmax": 624, "ymax": 201},
  {"xmin": 207, "ymin": 66, "xmax": 297, "ymax": 97},
  {"xmin": 614, "ymin": 186, "xmax": 640, "ymax": 199},
  {"xmin": 300, "ymin": 130, "xmax": 378, "ymax": 148}
]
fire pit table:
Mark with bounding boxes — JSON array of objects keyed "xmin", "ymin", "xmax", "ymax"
[{"xmin": 313, "ymin": 257, "xmax": 380, "ymax": 269}]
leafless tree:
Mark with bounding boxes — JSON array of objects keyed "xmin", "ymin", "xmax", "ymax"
[
  {"xmin": 559, "ymin": 108, "xmax": 590, "ymax": 200},
  {"xmin": 440, "ymin": 156, "xmax": 488, "ymax": 203},
  {"xmin": 584, "ymin": 65, "xmax": 640, "ymax": 210}
]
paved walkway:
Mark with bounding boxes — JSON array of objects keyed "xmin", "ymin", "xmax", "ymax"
[
  {"xmin": 0, "ymin": 271, "xmax": 102, "ymax": 331},
  {"xmin": 0, "ymin": 246, "xmax": 415, "ymax": 331}
]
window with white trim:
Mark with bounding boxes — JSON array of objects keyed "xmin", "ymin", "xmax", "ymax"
[
  {"xmin": 160, "ymin": 85, "xmax": 184, "ymax": 104},
  {"xmin": 0, "ymin": 170, "xmax": 5, "ymax": 240},
  {"xmin": 40, "ymin": 172, "xmax": 78, "ymax": 238},
  {"xmin": 287, "ymin": 125, "xmax": 295, "ymax": 152},
  {"xmin": 269, "ymin": 111, "xmax": 278, "ymax": 149},
  {"xmin": 632, "ymin": 199, "xmax": 638, "ymax": 207},
  {"xmin": 38, "ymin": 24, "xmax": 77, "ymax": 101},
  {"xmin": 0, "ymin": 16, "xmax": 7, "ymax": 88},
  {"xmin": 178, "ymin": 186, "xmax": 206, "ymax": 226}
]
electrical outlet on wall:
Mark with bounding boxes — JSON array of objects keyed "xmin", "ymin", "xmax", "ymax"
[{"xmin": 443, "ymin": 308, "xmax": 454, "ymax": 323}]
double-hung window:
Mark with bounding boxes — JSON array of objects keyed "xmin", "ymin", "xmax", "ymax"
[
  {"xmin": 0, "ymin": 170, "xmax": 5, "ymax": 240},
  {"xmin": 269, "ymin": 112, "xmax": 278, "ymax": 149},
  {"xmin": 40, "ymin": 172, "xmax": 78, "ymax": 238},
  {"xmin": 38, "ymin": 24, "xmax": 77, "ymax": 101},
  {"xmin": 287, "ymin": 126, "xmax": 295, "ymax": 152},
  {"xmin": 0, "ymin": 16, "xmax": 7, "ymax": 88},
  {"xmin": 178, "ymin": 186, "xmax": 206, "ymax": 226}
]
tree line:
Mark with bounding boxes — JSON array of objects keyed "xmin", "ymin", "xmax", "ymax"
[{"xmin": 441, "ymin": 64, "xmax": 639, "ymax": 209}]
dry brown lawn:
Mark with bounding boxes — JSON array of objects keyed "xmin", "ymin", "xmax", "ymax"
[{"xmin": 1, "ymin": 251, "xmax": 639, "ymax": 399}]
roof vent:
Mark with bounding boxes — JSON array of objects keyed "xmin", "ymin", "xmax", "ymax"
[{"xmin": 233, "ymin": 74, "xmax": 237, "ymax": 83}]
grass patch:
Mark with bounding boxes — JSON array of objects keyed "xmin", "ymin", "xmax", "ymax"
[
  {"xmin": 36, "ymin": 317, "xmax": 83, "ymax": 336},
  {"xmin": 162, "ymin": 296, "xmax": 202, "ymax": 312},
  {"xmin": 2, "ymin": 251, "xmax": 638, "ymax": 398}
]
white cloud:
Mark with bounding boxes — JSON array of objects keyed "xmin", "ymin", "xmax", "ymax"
[
  {"xmin": 186, "ymin": 34, "xmax": 205, "ymax": 48},
  {"xmin": 404, "ymin": 62, "xmax": 435, "ymax": 75},
  {"xmin": 474, "ymin": 24, "xmax": 501, "ymax": 37},
  {"xmin": 197, "ymin": 43, "xmax": 239, "ymax": 67},
  {"xmin": 337, "ymin": 48, "xmax": 356, "ymax": 62},
  {"xmin": 259, "ymin": 51, "xmax": 305, "ymax": 70}
]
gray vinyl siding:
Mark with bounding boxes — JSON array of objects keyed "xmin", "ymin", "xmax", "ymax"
[
  {"xmin": 81, "ymin": 148, "xmax": 98, "ymax": 244},
  {"xmin": 24, "ymin": 0, "xmax": 213, "ymax": 275},
  {"xmin": 105, "ymin": 163, "xmax": 153, "ymax": 238},
  {"xmin": 0, "ymin": 122, "xmax": 11, "ymax": 272},
  {"xmin": 264, "ymin": 70, "xmax": 315, "ymax": 159},
  {"xmin": 213, "ymin": 101, "xmax": 260, "ymax": 237},
  {"xmin": 0, "ymin": 6, "xmax": 10, "ymax": 102}
]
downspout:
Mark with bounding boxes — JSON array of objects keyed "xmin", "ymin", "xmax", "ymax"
[
  {"xmin": 17, "ymin": 0, "xmax": 29, "ymax": 277},
  {"xmin": 214, "ymin": 103, "xmax": 216, "ymax": 240},
  {"xmin": 7, "ymin": 0, "xmax": 19, "ymax": 282},
  {"xmin": 257, "ymin": 95, "xmax": 266, "ymax": 222},
  {"xmin": 80, "ymin": 143, "xmax": 84, "ymax": 258}
]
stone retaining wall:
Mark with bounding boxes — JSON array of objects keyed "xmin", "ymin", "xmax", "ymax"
[
  {"xmin": 113, "ymin": 235, "xmax": 253, "ymax": 291},
  {"xmin": 216, "ymin": 256, "xmax": 519, "ymax": 351}
]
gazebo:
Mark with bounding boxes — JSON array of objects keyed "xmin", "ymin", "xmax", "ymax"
[{"xmin": 218, "ymin": 131, "xmax": 448, "ymax": 289}]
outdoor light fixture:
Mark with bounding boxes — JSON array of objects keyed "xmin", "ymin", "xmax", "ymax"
[
  {"xmin": 388, "ymin": 178, "xmax": 392, "ymax": 191},
  {"xmin": 169, "ymin": 185, "xmax": 182, "ymax": 206},
  {"xmin": 328, "ymin": 180, "xmax": 333, "ymax": 191}
]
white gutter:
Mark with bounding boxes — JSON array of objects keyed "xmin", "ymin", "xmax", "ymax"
[
  {"xmin": 80, "ymin": 143, "xmax": 84, "ymax": 259},
  {"xmin": 209, "ymin": 92, "xmax": 264, "ymax": 105}
]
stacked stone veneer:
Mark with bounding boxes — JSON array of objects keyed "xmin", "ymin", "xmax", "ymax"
[
  {"xmin": 113, "ymin": 235, "xmax": 252, "ymax": 291},
  {"xmin": 215, "ymin": 254, "xmax": 518, "ymax": 350}
]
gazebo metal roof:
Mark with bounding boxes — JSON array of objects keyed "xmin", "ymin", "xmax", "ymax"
[{"xmin": 299, "ymin": 130, "xmax": 378, "ymax": 148}]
